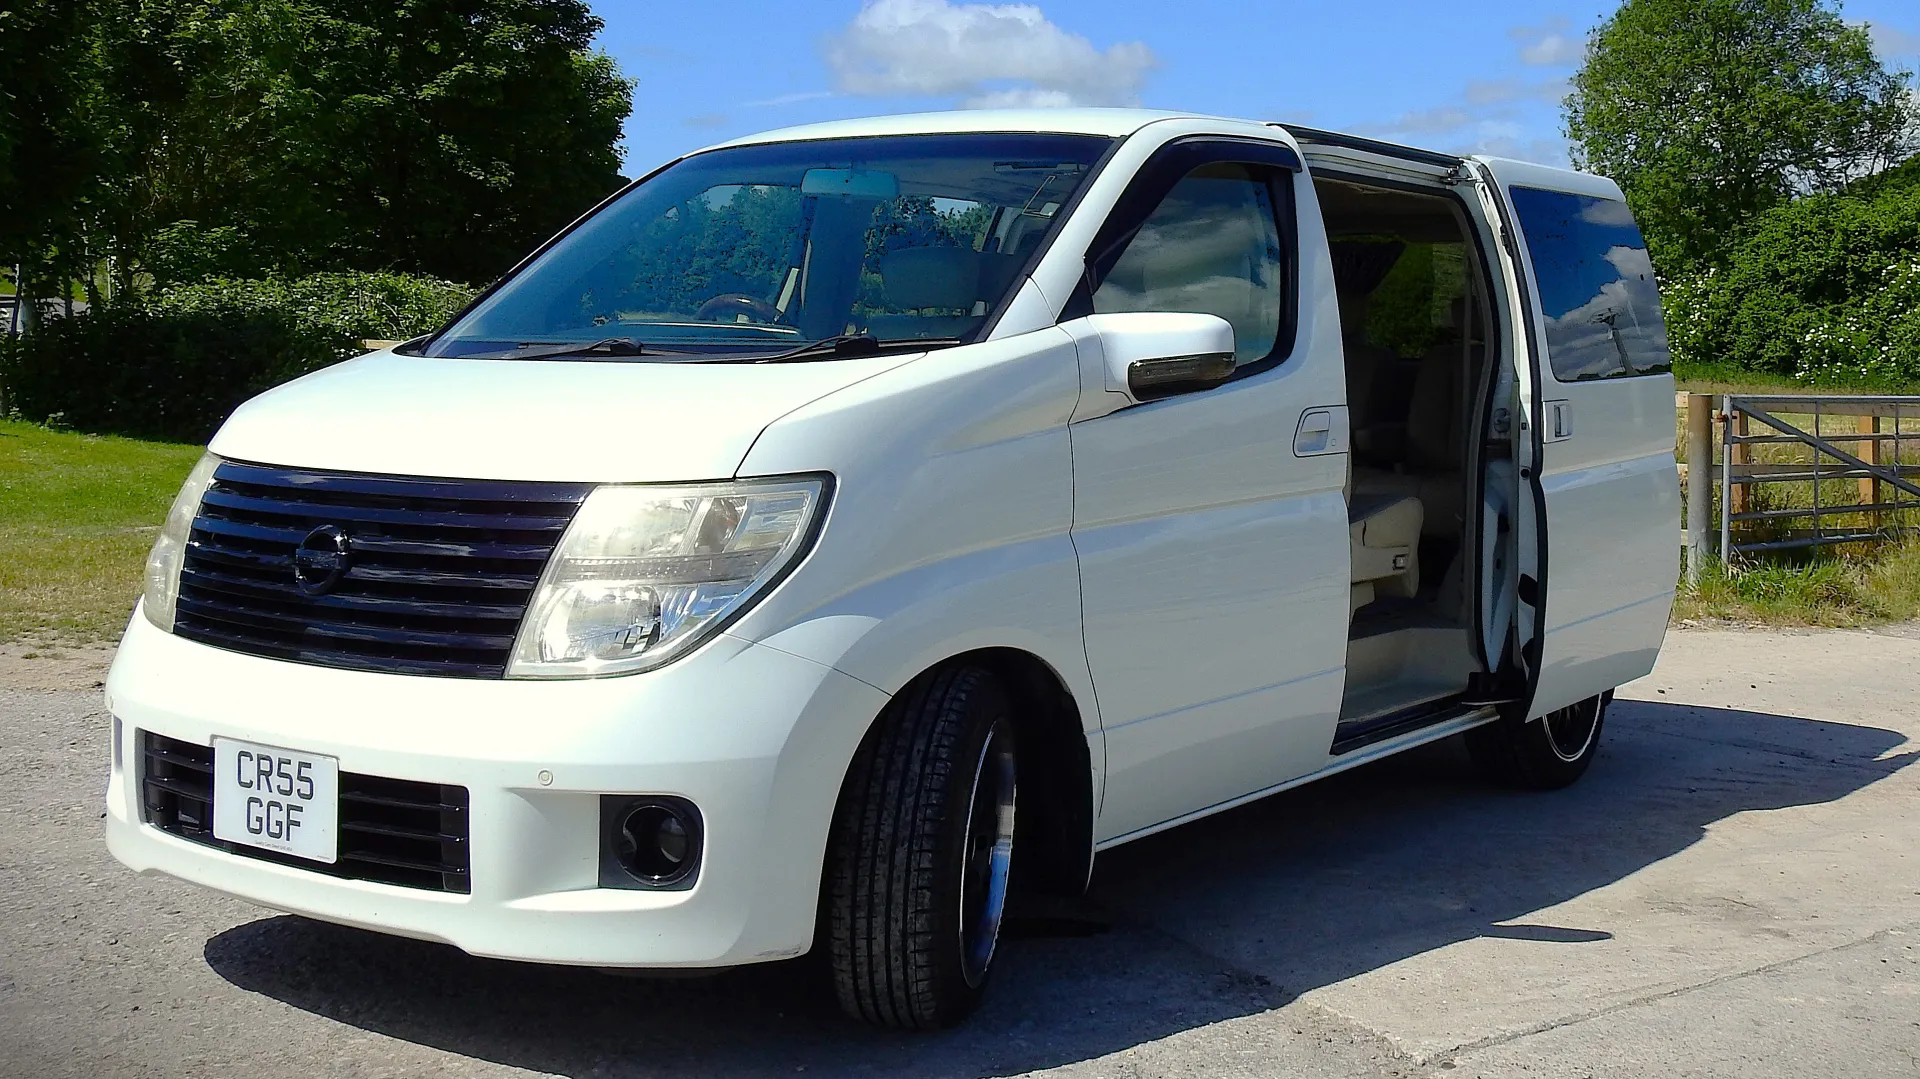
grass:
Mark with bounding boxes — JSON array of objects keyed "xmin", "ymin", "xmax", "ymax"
[
  {"xmin": 1676, "ymin": 538, "xmax": 1920, "ymax": 626},
  {"xmin": 0, "ymin": 419, "xmax": 203, "ymax": 645}
]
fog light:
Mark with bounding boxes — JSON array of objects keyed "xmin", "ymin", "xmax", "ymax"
[{"xmin": 600, "ymin": 796, "xmax": 702, "ymax": 889}]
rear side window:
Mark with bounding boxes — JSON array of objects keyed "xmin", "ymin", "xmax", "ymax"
[
  {"xmin": 1092, "ymin": 163, "xmax": 1286, "ymax": 367},
  {"xmin": 1509, "ymin": 187, "xmax": 1671, "ymax": 381}
]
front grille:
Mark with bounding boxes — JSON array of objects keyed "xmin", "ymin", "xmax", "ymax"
[
  {"xmin": 175, "ymin": 461, "xmax": 592, "ymax": 678},
  {"xmin": 139, "ymin": 731, "xmax": 472, "ymax": 893}
]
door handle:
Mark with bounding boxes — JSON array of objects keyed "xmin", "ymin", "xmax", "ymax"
[
  {"xmin": 1293, "ymin": 406, "xmax": 1349, "ymax": 456},
  {"xmin": 1544, "ymin": 400, "xmax": 1572, "ymax": 443}
]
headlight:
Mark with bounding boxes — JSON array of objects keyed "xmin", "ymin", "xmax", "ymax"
[
  {"xmin": 142, "ymin": 452, "xmax": 221, "ymax": 632},
  {"xmin": 508, "ymin": 476, "xmax": 826, "ymax": 678}
]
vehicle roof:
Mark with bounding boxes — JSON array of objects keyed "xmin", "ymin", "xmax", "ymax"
[
  {"xmin": 705, "ymin": 108, "xmax": 1206, "ymax": 150},
  {"xmin": 702, "ymin": 108, "xmax": 1606, "ymax": 193}
]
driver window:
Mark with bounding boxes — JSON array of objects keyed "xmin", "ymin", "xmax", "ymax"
[{"xmin": 1092, "ymin": 163, "xmax": 1285, "ymax": 366}]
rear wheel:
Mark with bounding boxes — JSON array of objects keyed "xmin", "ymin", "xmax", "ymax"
[
  {"xmin": 825, "ymin": 665, "xmax": 1017, "ymax": 1028},
  {"xmin": 1466, "ymin": 693, "xmax": 1608, "ymax": 789}
]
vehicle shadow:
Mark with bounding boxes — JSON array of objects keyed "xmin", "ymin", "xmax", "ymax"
[{"xmin": 203, "ymin": 699, "xmax": 1914, "ymax": 1077}]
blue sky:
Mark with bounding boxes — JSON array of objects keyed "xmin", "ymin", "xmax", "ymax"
[{"xmin": 593, "ymin": 0, "xmax": 1920, "ymax": 175}]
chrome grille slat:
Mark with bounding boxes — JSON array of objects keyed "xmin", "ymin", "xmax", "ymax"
[
  {"xmin": 169, "ymin": 621, "xmax": 507, "ymax": 677},
  {"xmin": 179, "ymin": 565, "xmax": 525, "ymax": 621},
  {"xmin": 192, "ymin": 514, "xmax": 554, "ymax": 561},
  {"xmin": 198, "ymin": 488, "xmax": 575, "ymax": 534},
  {"xmin": 174, "ymin": 462, "xmax": 590, "ymax": 678},
  {"xmin": 175, "ymin": 594, "xmax": 519, "ymax": 651}
]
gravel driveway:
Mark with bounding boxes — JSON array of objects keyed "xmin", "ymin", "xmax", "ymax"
[{"xmin": 2, "ymin": 625, "xmax": 1916, "ymax": 1078}]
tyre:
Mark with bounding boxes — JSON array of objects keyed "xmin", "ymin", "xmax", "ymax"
[
  {"xmin": 1466, "ymin": 692, "xmax": 1608, "ymax": 790},
  {"xmin": 825, "ymin": 664, "xmax": 1018, "ymax": 1028}
]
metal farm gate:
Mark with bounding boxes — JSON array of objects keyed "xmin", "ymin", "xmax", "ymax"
[{"xmin": 1682, "ymin": 394, "xmax": 1920, "ymax": 581}]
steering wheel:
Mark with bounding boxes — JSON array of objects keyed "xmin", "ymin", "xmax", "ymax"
[{"xmin": 694, "ymin": 293, "xmax": 784, "ymax": 324}]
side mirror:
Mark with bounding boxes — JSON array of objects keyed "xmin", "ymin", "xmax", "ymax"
[{"xmin": 1069, "ymin": 312, "xmax": 1237, "ymax": 404}]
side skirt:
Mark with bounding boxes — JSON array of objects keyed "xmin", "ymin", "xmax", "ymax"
[{"xmin": 1092, "ymin": 705, "xmax": 1500, "ymax": 853}]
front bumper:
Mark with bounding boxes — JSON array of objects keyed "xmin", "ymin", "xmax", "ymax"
[{"xmin": 103, "ymin": 611, "xmax": 889, "ymax": 967}]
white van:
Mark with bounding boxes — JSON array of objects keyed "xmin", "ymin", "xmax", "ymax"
[{"xmin": 105, "ymin": 109, "xmax": 1680, "ymax": 1028}]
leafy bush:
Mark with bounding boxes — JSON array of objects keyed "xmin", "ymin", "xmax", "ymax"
[
  {"xmin": 0, "ymin": 272, "xmax": 474, "ymax": 441},
  {"xmin": 1664, "ymin": 160, "xmax": 1920, "ymax": 388},
  {"xmin": 144, "ymin": 220, "xmax": 265, "ymax": 287}
]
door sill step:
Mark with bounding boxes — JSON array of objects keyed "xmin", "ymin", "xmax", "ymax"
[{"xmin": 1331, "ymin": 694, "xmax": 1476, "ymax": 755}]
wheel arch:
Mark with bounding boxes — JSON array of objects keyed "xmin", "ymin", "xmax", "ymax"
[
  {"xmin": 831, "ymin": 646, "xmax": 1097, "ymax": 900},
  {"xmin": 965, "ymin": 647, "xmax": 1097, "ymax": 897}
]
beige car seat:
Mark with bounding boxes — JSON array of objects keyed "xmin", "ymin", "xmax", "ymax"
[{"xmin": 1347, "ymin": 459, "xmax": 1423, "ymax": 615}]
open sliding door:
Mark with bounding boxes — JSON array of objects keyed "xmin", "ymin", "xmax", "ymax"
[{"xmin": 1468, "ymin": 157, "xmax": 1681, "ymax": 719}]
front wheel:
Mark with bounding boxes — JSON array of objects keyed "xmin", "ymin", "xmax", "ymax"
[
  {"xmin": 825, "ymin": 665, "xmax": 1017, "ymax": 1028},
  {"xmin": 1466, "ymin": 693, "xmax": 1609, "ymax": 789}
]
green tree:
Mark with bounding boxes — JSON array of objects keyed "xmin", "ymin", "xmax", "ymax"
[
  {"xmin": 0, "ymin": 0, "xmax": 113, "ymax": 309},
  {"xmin": 279, "ymin": 0, "xmax": 635, "ymax": 283},
  {"xmin": 1565, "ymin": 0, "xmax": 1916, "ymax": 270},
  {"xmin": 7, "ymin": 0, "xmax": 634, "ymax": 298}
]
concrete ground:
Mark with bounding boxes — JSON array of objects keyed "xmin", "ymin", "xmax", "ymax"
[{"xmin": 1, "ymin": 624, "xmax": 1916, "ymax": 1078}]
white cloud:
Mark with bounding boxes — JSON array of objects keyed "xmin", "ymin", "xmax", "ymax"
[
  {"xmin": 1520, "ymin": 35, "xmax": 1584, "ymax": 66},
  {"xmin": 1507, "ymin": 17, "xmax": 1569, "ymax": 39},
  {"xmin": 743, "ymin": 90, "xmax": 837, "ymax": 108},
  {"xmin": 964, "ymin": 87, "xmax": 1082, "ymax": 108},
  {"xmin": 1363, "ymin": 105, "xmax": 1473, "ymax": 135},
  {"xmin": 1360, "ymin": 106, "xmax": 1568, "ymax": 165},
  {"xmin": 823, "ymin": 0, "xmax": 1157, "ymax": 108},
  {"xmin": 1471, "ymin": 133, "xmax": 1572, "ymax": 166},
  {"xmin": 1465, "ymin": 77, "xmax": 1569, "ymax": 107},
  {"xmin": 1508, "ymin": 18, "xmax": 1585, "ymax": 67},
  {"xmin": 1866, "ymin": 22, "xmax": 1920, "ymax": 61},
  {"xmin": 1353, "ymin": 22, "xmax": 1580, "ymax": 165}
]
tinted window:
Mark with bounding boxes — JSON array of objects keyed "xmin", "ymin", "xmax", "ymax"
[
  {"xmin": 1092, "ymin": 163, "xmax": 1285, "ymax": 367},
  {"xmin": 1509, "ymin": 186, "xmax": 1671, "ymax": 381}
]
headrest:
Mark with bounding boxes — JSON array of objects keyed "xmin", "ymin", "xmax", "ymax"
[{"xmin": 881, "ymin": 247, "xmax": 982, "ymax": 311}]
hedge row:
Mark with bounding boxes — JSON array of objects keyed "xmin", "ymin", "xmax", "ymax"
[
  {"xmin": 0, "ymin": 273, "xmax": 475, "ymax": 442},
  {"xmin": 1664, "ymin": 159, "xmax": 1920, "ymax": 388}
]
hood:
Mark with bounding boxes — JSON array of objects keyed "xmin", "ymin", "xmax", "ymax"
[{"xmin": 208, "ymin": 349, "xmax": 918, "ymax": 482}]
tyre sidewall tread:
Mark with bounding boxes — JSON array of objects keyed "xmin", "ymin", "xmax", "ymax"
[{"xmin": 827, "ymin": 665, "xmax": 1011, "ymax": 1028}]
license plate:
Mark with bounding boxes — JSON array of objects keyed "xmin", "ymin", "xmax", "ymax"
[{"xmin": 212, "ymin": 738, "xmax": 338, "ymax": 863}]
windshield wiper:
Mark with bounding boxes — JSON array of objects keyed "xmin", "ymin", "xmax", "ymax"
[
  {"xmin": 464, "ymin": 337, "xmax": 673, "ymax": 361},
  {"xmin": 724, "ymin": 333, "xmax": 962, "ymax": 364}
]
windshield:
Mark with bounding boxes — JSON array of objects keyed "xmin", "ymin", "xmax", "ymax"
[{"xmin": 422, "ymin": 132, "xmax": 1114, "ymax": 360}]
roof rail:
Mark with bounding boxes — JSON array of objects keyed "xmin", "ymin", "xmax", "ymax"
[{"xmin": 1269, "ymin": 123, "xmax": 1463, "ymax": 169}]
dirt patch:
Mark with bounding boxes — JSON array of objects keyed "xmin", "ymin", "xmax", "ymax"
[{"xmin": 0, "ymin": 641, "xmax": 116, "ymax": 692}]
